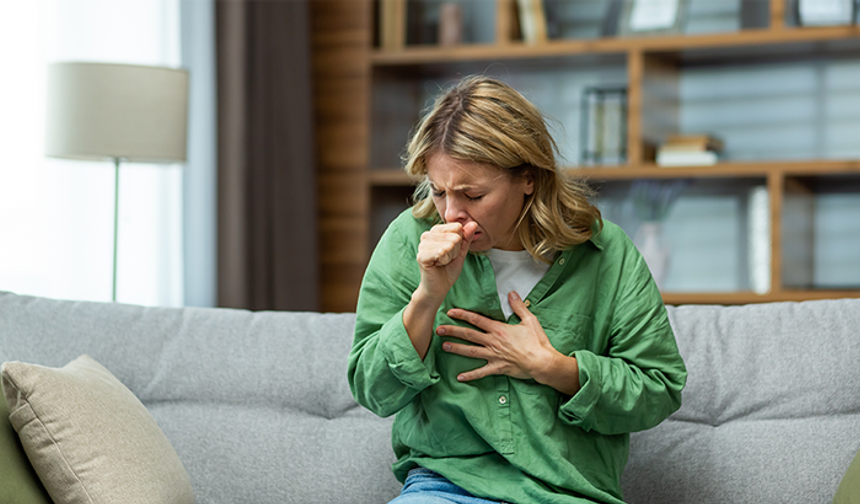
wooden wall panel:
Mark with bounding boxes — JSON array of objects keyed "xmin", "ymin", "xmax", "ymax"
[
  {"xmin": 319, "ymin": 173, "xmax": 369, "ymax": 220},
  {"xmin": 311, "ymin": 0, "xmax": 373, "ymax": 313}
]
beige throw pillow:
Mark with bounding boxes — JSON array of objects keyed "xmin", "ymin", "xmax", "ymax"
[
  {"xmin": 1, "ymin": 355, "xmax": 194, "ymax": 504},
  {"xmin": 834, "ymin": 447, "xmax": 860, "ymax": 504}
]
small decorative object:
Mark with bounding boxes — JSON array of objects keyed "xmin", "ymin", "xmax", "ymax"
[
  {"xmin": 747, "ymin": 185, "xmax": 771, "ymax": 294},
  {"xmin": 634, "ymin": 222, "xmax": 671, "ymax": 288},
  {"xmin": 619, "ymin": 0, "xmax": 687, "ymax": 36},
  {"xmin": 580, "ymin": 86, "xmax": 627, "ymax": 166},
  {"xmin": 630, "ymin": 179, "xmax": 690, "ymax": 288},
  {"xmin": 798, "ymin": 0, "xmax": 854, "ymax": 26},
  {"xmin": 438, "ymin": 3, "xmax": 463, "ymax": 46},
  {"xmin": 516, "ymin": 0, "xmax": 548, "ymax": 44}
]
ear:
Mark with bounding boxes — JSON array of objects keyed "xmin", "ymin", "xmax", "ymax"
[{"xmin": 523, "ymin": 171, "xmax": 535, "ymax": 196}]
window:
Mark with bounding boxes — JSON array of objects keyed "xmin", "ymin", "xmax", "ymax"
[{"xmin": 0, "ymin": 0, "xmax": 184, "ymax": 306}]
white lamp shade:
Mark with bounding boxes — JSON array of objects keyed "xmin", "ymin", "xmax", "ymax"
[{"xmin": 46, "ymin": 62, "xmax": 189, "ymax": 163}]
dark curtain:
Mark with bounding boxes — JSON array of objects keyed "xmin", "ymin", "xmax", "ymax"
[{"xmin": 215, "ymin": 0, "xmax": 318, "ymax": 311}]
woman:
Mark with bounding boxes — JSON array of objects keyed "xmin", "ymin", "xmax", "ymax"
[{"xmin": 348, "ymin": 76, "xmax": 687, "ymax": 504}]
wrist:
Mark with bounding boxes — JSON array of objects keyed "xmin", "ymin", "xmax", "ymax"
[
  {"xmin": 403, "ymin": 288, "xmax": 445, "ymax": 361},
  {"xmin": 532, "ymin": 350, "xmax": 580, "ymax": 396},
  {"xmin": 528, "ymin": 345, "xmax": 559, "ymax": 384},
  {"xmin": 411, "ymin": 284, "xmax": 446, "ymax": 309}
]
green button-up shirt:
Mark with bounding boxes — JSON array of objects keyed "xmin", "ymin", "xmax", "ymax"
[{"xmin": 349, "ymin": 210, "xmax": 687, "ymax": 504}]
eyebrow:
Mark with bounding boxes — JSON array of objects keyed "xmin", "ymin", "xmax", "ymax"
[{"xmin": 428, "ymin": 181, "xmax": 482, "ymax": 193}]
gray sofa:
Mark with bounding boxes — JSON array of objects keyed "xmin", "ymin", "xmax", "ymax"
[{"xmin": 1, "ymin": 290, "xmax": 858, "ymax": 504}]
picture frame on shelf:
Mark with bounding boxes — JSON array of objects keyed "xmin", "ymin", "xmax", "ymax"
[
  {"xmin": 618, "ymin": 0, "xmax": 687, "ymax": 36},
  {"xmin": 798, "ymin": 0, "xmax": 855, "ymax": 26}
]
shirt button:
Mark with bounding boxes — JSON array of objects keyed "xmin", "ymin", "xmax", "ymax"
[
  {"xmin": 499, "ymin": 396, "xmax": 507, "ymax": 405},
  {"xmin": 523, "ymin": 299, "xmax": 531, "ymax": 308},
  {"xmin": 559, "ymin": 258, "xmax": 566, "ymax": 265}
]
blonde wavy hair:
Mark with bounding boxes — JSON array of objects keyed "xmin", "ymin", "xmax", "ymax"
[{"xmin": 404, "ymin": 76, "xmax": 602, "ymax": 262}]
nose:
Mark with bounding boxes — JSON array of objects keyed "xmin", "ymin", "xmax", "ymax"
[{"xmin": 443, "ymin": 196, "xmax": 468, "ymax": 224}]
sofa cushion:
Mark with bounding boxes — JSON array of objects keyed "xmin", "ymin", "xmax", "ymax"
[
  {"xmin": 622, "ymin": 300, "xmax": 860, "ymax": 504},
  {"xmin": 1, "ymin": 355, "xmax": 194, "ymax": 504},
  {"xmin": 0, "ymin": 291, "xmax": 402, "ymax": 504},
  {"xmin": 0, "ymin": 388, "xmax": 51, "ymax": 504}
]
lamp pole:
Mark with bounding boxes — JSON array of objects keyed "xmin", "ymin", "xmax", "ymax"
[{"xmin": 112, "ymin": 157, "xmax": 120, "ymax": 302}]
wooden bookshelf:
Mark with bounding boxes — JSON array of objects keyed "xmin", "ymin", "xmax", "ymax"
[
  {"xmin": 311, "ymin": 0, "xmax": 860, "ymax": 312},
  {"xmin": 370, "ymin": 25, "xmax": 860, "ymax": 65}
]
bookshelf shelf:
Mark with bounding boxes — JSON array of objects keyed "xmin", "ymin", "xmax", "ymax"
[
  {"xmin": 371, "ymin": 25, "xmax": 860, "ymax": 66},
  {"xmin": 662, "ymin": 289, "xmax": 860, "ymax": 306},
  {"xmin": 370, "ymin": 159, "xmax": 860, "ymax": 185},
  {"xmin": 311, "ymin": 0, "xmax": 860, "ymax": 312},
  {"xmin": 574, "ymin": 160, "xmax": 860, "ymax": 180}
]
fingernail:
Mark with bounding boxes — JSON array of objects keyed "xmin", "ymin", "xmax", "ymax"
[
  {"xmin": 442, "ymin": 342, "xmax": 451, "ymax": 351},
  {"xmin": 510, "ymin": 291, "xmax": 520, "ymax": 301},
  {"xmin": 437, "ymin": 327, "xmax": 446, "ymax": 335}
]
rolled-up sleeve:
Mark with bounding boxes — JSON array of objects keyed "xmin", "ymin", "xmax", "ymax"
[
  {"xmin": 558, "ymin": 230, "xmax": 687, "ymax": 435},
  {"xmin": 348, "ymin": 215, "xmax": 441, "ymax": 418}
]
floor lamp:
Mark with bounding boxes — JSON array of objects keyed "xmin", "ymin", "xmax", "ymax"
[{"xmin": 45, "ymin": 62, "xmax": 189, "ymax": 302}]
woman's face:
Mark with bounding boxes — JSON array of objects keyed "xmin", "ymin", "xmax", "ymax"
[{"xmin": 426, "ymin": 153, "xmax": 534, "ymax": 251}]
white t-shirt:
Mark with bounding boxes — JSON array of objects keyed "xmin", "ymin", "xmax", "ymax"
[{"xmin": 486, "ymin": 248, "xmax": 551, "ymax": 320}]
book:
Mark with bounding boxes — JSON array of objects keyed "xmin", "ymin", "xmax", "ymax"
[
  {"xmin": 661, "ymin": 134, "xmax": 724, "ymax": 153},
  {"xmin": 656, "ymin": 133, "xmax": 723, "ymax": 166},
  {"xmin": 799, "ymin": 0, "xmax": 854, "ymax": 26},
  {"xmin": 656, "ymin": 150, "xmax": 718, "ymax": 167},
  {"xmin": 516, "ymin": 0, "xmax": 548, "ymax": 44},
  {"xmin": 497, "ymin": 0, "xmax": 521, "ymax": 43},
  {"xmin": 380, "ymin": 0, "xmax": 406, "ymax": 50}
]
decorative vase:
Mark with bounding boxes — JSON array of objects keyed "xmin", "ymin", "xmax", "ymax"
[{"xmin": 633, "ymin": 221, "xmax": 671, "ymax": 289}]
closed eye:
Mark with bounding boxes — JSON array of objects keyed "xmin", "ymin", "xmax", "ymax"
[{"xmin": 430, "ymin": 187, "xmax": 482, "ymax": 201}]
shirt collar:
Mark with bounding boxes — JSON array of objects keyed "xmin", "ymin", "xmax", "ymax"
[{"xmin": 586, "ymin": 219, "xmax": 605, "ymax": 251}]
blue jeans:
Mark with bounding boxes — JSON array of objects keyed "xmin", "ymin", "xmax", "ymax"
[{"xmin": 388, "ymin": 468, "xmax": 509, "ymax": 504}]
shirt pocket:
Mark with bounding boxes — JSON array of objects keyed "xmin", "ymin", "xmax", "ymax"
[
  {"xmin": 512, "ymin": 311, "xmax": 593, "ymax": 397},
  {"xmin": 533, "ymin": 309, "xmax": 594, "ymax": 357}
]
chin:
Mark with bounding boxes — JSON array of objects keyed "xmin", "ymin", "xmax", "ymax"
[{"xmin": 469, "ymin": 239, "xmax": 492, "ymax": 252}]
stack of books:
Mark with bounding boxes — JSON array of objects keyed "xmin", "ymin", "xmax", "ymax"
[{"xmin": 656, "ymin": 134, "xmax": 724, "ymax": 167}]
